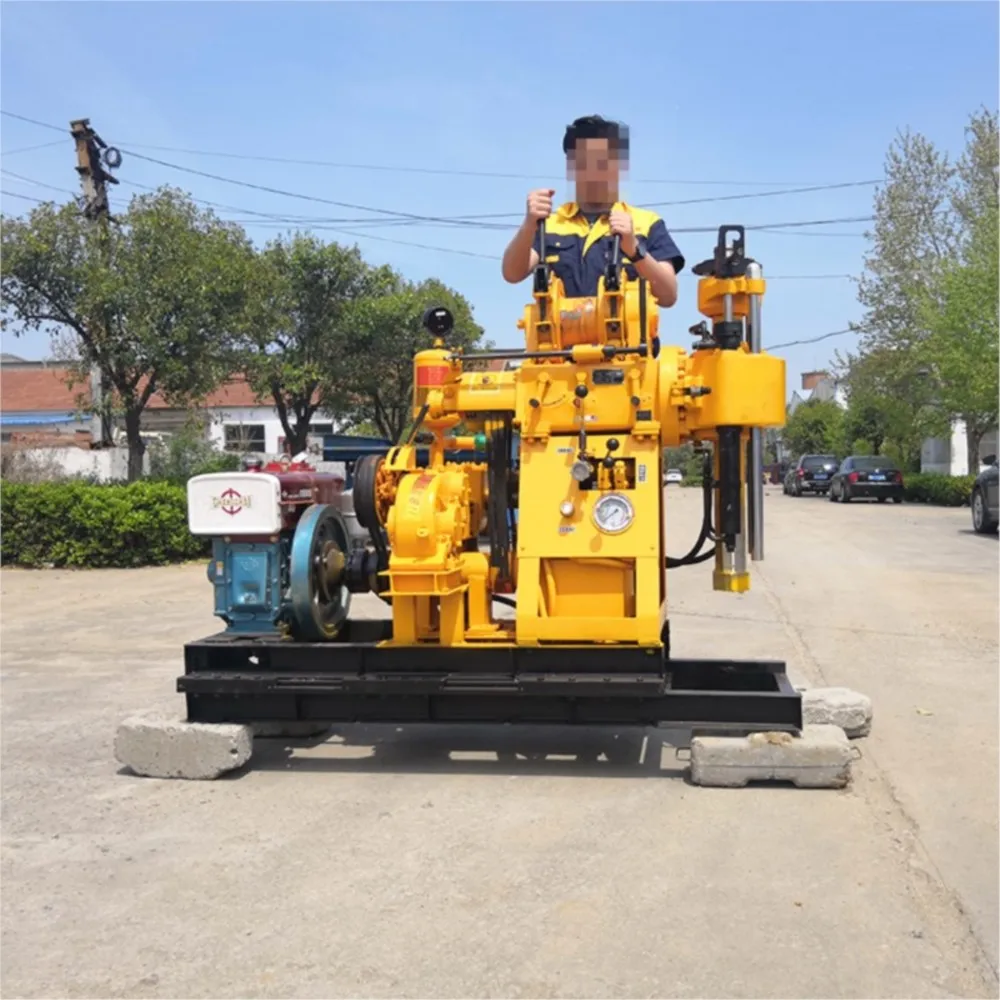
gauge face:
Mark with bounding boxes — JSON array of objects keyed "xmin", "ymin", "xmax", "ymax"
[{"xmin": 592, "ymin": 493, "xmax": 634, "ymax": 534}]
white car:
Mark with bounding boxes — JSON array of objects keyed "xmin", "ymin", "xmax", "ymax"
[{"xmin": 664, "ymin": 468, "xmax": 683, "ymax": 485}]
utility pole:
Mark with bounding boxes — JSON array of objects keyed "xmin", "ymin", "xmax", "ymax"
[
  {"xmin": 71, "ymin": 118, "xmax": 120, "ymax": 221},
  {"xmin": 70, "ymin": 118, "xmax": 122, "ymax": 447}
]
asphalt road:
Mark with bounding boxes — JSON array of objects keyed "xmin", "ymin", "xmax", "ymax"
[{"xmin": 1, "ymin": 488, "xmax": 997, "ymax": 999}]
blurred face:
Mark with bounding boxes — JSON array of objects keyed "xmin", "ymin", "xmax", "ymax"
[{"xmin": 567, "ymin": 136, "xmax": 628, "ymax": 210}]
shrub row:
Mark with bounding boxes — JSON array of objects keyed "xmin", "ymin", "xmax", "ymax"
[
  {"xmin": 902, "ymin": 473, "xmax": 976, "ymax": 507},
  {"xmin": 0, "ymin": 481, "xmax": 209, "ymax": 569},
  {"xmin": 0, "ymin": 471, "xmax": 982, "ymax": 571}
]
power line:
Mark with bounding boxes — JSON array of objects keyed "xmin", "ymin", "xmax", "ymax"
[
  {"xmin": 0, "ymin": 189, "xmax": 50, "ymax": 204},
  {"xmin": 56, "ymin": 136, "xmax": 873, "ymax": 188},
  {"xmin": 1, "ymin": 139, "xmax": 67, "ymax": 156},
  {"xmin": 0, "ymin": 163, "xmax": 877, "ymax": 276},
  {"xmin": 5, "ymin": 166, "xmax": 869, "ymax": 234},
  {"xmin": 0, "ymin": 110, "xmax": 67, "ymax": 133},
  {"xmin": 126, "ymin": 148, "xmax": 879, "ymax": 223},
  {"xmin": 756, "ymin": 226, "xmax": 867, "ymax": 238},
  {"xmin": 0, "ymin": 109, "xmax": 883, "ymax": 230},
  {"xmin": 768, "ymin": 328, "xmax": 856, "ymax": 351},
  {"xmin": 122, "ymin": 148, "xmax": 515, "ymax": 228},
  {"xmin": 0, "ymin": 169, "xmax": 76, "ymax": 195},
  {"xmin": 643, "ymin": 180, "xmax": 880, "ymax": 209},
  {"xmin": 0, "ymin": 182, "xmax": 864, "ymax": 277}
]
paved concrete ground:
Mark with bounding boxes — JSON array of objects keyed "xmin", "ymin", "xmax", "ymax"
[{"xmin": 2, "ymin": 488, "xmax": 997, "ymax": 999}]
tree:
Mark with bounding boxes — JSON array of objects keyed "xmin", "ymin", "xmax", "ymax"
[
  {"xmin": 843, "ymin": 396, "xmax": 888, "ymax": 456},
  {"xmin": 836, "ymin": 348, "xmax": 928, "ymax": 467},
  {"xmin": 854, "ymin": 126, "xmax": 958, "ymax": 356},
  {"xmin": 343, "ymin": 276, "xmax": 488, "ymax": 442},
  {"xmin": 917, "ymin": 199, "xmax": 999, "ymax": 470},
  {"xmin": 846, "ymin": 108, "xmax": 999, "ymax": 471},
  {"xmin": 238, "ymin": 233, "xmax": 397, "ymax": 456},
  {"xmin": 782, "ymin": 399, "xmax": 846, "ymax": 458},
  {"xmin": 1, "ymin": 188, "xmax": 257, "ymax": 480}
]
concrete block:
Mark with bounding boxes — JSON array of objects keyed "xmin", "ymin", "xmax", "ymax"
[
  {"xmin": 802, "ymin": 687, "xmax": 872, "ymax": 738},
  {"xmin": 690, "ymin": 724, "xmax": 852, "ymax": 789},
  {"xmin": 251, "ymin": 722, "xmax": 333, "ymax": 739},
  {"xmin": 115, "ymin": 714, "xmax": 253, "ymax": 780}
]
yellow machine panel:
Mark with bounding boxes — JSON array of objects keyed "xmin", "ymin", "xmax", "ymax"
[{"xmin": 354, "ymin": 225, "xmax": 784, "ymax": 654}]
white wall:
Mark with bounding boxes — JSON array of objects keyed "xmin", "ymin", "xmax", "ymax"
[
  {"xmin": 15, "ymin": 446, "xmax": 148, "ymax": 481},
  {"xmin": 921, "ymin": 421, "xmax": 1000, "ymax": 475},
  {"xmin": 205, "ymin": 406, "xmax": 342, "ymax": 456}
]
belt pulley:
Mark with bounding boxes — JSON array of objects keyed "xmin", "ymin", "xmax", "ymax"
[{"xmin": 351, "ymin": 453, "xmax": 391, "ymax": 597}]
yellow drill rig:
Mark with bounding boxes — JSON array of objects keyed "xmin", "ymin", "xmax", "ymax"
[{"xmin": 180, "ymin": 225, "xmax": 799, "ymax": 736}]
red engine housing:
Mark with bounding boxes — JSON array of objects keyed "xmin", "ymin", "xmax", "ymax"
[{"xmin": 250, "ymin": 458, "xmax": 345, "ymax": 533}]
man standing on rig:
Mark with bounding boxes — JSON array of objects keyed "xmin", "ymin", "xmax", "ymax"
[{"xmin": 502, "ymin": 115, "xmax": 684, "ymax": 307}]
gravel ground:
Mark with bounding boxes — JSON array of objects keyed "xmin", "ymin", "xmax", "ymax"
[{"xmin": 2, "ymin": 487, "xmax": 997, "ymax": 999}]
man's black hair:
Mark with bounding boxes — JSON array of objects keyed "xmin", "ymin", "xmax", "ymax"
[{"xmin": 562, "ymin": 115, "xmax": 629, "ymax": 156}]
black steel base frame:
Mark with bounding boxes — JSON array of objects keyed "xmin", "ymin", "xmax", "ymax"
[{"xmin": 180, "ymin": 620, "xmax": 802, "ymax": 734}]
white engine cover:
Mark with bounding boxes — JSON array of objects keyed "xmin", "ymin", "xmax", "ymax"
[{"xmin": 187, "ymin": 473, "xmax": 283, "ymax": 536}]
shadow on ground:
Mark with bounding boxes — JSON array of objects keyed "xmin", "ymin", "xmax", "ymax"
[{"xmin": 243, "ymin": 723, "xmax": 693, "ymax": 780}]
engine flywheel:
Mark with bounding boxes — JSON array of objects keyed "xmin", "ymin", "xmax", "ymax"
[{"xmin": 288, "ymin": 504, "xmax": 352, "ymax": 641}]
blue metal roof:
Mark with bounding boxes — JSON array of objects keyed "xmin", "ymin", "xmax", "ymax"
[{"xmin": 1, "ymin": 412, "xmax": 84, "ymax": 426}]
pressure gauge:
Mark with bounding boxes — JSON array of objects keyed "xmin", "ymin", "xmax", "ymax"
[{"xmin": 592, "ymin": 493, "xmax": 634, "ymax": 535}]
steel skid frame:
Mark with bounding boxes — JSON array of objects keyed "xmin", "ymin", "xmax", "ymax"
[{"xmin": 179, "ymin": 622, "xmax": 802, "ymax": 735}]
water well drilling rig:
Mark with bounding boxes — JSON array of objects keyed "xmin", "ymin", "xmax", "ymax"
[{"xmin": 180, "ymin": 225, "xmax": 800, "ymax": 735}]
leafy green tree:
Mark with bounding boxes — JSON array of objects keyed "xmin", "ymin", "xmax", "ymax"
[
  {"xmin": 344, "ymin": 276, "xmax": 489, "ymax": 442},
  {"xmin": 238, "ymin": 233, "xmax": 397, "ymax": 455},
  {"xmin": 782, "ymin": 399, "xmax": 846, "ymax": 458},
  {"xmin": 843, "ymin": 396, "xmax": 888, "ymax": 455},
  {"xmin": 846, "ymin": 107, "xmax": 998, "ymax": 471},
  {"xmin": 917, "ymin": 199, "xmax": 999, "ymax": 469},
  {"xmin": 835, "ymin": 347, "xmax": 929, "ymax": 469},
  {"xmin": 1, "ymin": 188, "xmax": 256, "ymax": 480}
]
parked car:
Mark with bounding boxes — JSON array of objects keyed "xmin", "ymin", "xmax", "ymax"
[
  {"xmin": 829, "ymin": 455, "xmax": 904, "ymax": 503},
  {"xmin": 785, "ymin": 454, "xmax": 838, "ymax": 496},
  {"xmin": 664, "ymin": 468, "xmax": 683, "ymax": 485},
  {"xmin": 971, "ymin": 455, "xmax": 999, "ymax": 534}
]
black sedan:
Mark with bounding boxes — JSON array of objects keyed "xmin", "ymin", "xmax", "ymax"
[
  {"xmin": 829, "ymin": 456, "xmax": 904, "ymax": 503},
  {"xmin": 785, "ymin": 454, "xmax": 838, "ymax": 496},
  {"xmin": 971, "ymin": 456, "xmax": 999, "ymax": 534}
]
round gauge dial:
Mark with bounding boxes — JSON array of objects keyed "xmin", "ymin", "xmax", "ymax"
[{"xmin": 592, "ymin": 493, "xmax": 634, "ymax": 534}]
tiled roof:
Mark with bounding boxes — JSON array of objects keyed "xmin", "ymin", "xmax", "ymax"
[
  {"xmin": 1, "ymin": 365, "xmax": 269, "ymax": 413},
  {"xmin": 2, "ymin": 359, "xmax": 508, "ymax": 414},
  {"xmin": 1, "ymin": 367, "xmax": 89, "ymax": 412}
]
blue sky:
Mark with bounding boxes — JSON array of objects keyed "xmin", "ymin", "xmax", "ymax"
[{"xmin": 1, "ymin": 1, "xmax": 997, "ymax": 397}]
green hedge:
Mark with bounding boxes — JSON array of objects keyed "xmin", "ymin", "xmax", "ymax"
[
  {"xmin": 0, "ymin": 481, "xmax": 208, "ymax": 568},
  {"xmin": 903, "ymin": 473, "xmax": 976, "ymax": 507}
]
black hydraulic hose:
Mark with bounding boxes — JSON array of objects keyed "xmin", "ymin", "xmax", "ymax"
[{"xmin": 665, "ymin": 453, "xmax": 717, "ymax": 569}]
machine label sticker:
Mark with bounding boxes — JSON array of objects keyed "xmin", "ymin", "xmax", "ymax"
[
  {"xmin": 406, "ymin": 474, "xmax": 434, "ymax": 515},
  {"xmin": 469, "ymin": 377, "xmax": 500, "ymax": 393},
  {"xmin": 558, "ymin": 525, "xmax": 575, "ymax": 534},
  {"xmin": 560, "ymin": 300, "xmax": 595, "ymax": 323},
  {"xmin": 213, "ymin": 488, "xmax": 252, "ymax": 516},
  {"xmin": 557, "ymin": 447, "xmax": 574, "ymax": 455},
  {"xmin": 416, "ymin": 364, "xmax": 450, "ymax": 387},
  {"xmin": 638, "ymin": 463, "xmax": 647, "ymax": 483}
]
